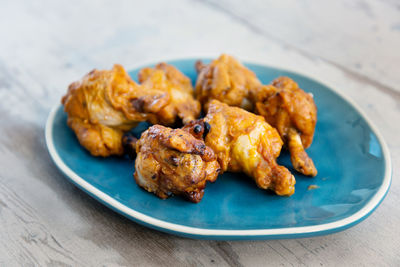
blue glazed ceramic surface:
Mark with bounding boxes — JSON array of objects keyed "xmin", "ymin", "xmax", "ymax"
[{"xmin": 45, "ymin": 59, "xmax": 391, "ymax": 240}]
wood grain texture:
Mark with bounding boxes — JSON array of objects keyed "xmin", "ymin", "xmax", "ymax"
[
  {"xmin": 201, "ymin": 0, "xmax": 400, "ymax": 93},
  {"xmin": 0, "ymin": 0, "xmax": 399, "ymax": 266}
]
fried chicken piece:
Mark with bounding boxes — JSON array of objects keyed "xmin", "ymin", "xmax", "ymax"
[
  {"xmin": 130, "ymin": 125, "xmax": 220, "ymax": 203},
  {"xmin": 195, "ymin": 54, "xmax": 261, "ymax": 110},
  {"xmin": 252, "ymin": 77, "xmax": 318, "ymax": 176},
  {"xmin": 139, "ymin": 63, "xmax": 201, "ymax": 125},
  {"xmin": 62, "ymin": 64, "xmax": 170, "ymax": 156},
  {"xmin": 184, "ymin": 100, "xmax": 295, "ymax": 196}
]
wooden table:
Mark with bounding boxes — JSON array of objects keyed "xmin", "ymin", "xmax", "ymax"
[{"xmin": 1, "ymin": 0, "xmax": 399, "ymax": 265}]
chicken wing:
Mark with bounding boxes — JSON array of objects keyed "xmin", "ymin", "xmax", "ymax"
[
  {"xmin": 184, "ymin": 100, "xmax": 295, "ymax": 196},
  {"xmin": 62, "ymin": 64, "xmax": 170, "ymax": 156},
  {"xmin": 195, "ymin": 54, "xmax": 261, "ymax": 110},
  {"xmin": 130, "ymin": 125, "xmax": 220, "ymax": 203},
  {"xmin": 62, "ymin": 63, "xmax": 201, "ymax": 157},
  {"xmin": 139, "ymin": 63, "xmax": 201, "ymax": 126},
  {"xmin": 252, "ymin": 77, "xmax": 318, "ymax": 176}
]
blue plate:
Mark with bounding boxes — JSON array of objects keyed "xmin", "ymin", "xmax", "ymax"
[{"xmin": 45, "ymin": 59, "xmax": 391, "ymax": 240}]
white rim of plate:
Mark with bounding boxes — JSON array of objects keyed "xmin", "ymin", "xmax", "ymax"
[{"xmin": 45, "ymin": 56, "xmax": 392, "ymax": 237}]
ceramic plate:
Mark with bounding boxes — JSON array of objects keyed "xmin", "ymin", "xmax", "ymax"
[{"xmin": 45, "ymin": 58, "xmax": 391, "ymax": 240}]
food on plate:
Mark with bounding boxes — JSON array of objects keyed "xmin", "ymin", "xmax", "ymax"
[
  {"xmin": 62, "ymin": 63, "xmax": 200, "ymax": 157},
  {"xmin": 138, "ymin": 62, "xmax": 201, "ymax": 126},
  {"xmin": 62, "ymin": 56, "xmax": 318, "ymax": 201},
  {"xmin": 125, "ymin": 125, "xmax": 220, "ymax": 202},
  {"xmin": 251, "ymin": 77, "xmax": 318, "ymax": 176},
  {"xmin": 195, "ymin": 54, "xmax": 261, "ymax": 110},
  {"xmin": 183, "ymin": 100, "xmax": 295, "ymax": 196}
]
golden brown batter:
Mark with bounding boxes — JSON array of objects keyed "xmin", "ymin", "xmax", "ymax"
[{"xmin": 184, "ymin": 100, "xmax": 296, "ymax": 196}]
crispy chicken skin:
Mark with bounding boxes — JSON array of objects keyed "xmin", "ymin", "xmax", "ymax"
[
  {"xmin": 139, "ymin": 63, "xmax": 201, "ymax": 125},
  {"xmin": 62, "ymin": 64, "xmax": 170, "ymax": 156},
  {"xmin": 184, "ymin": 100, "xmax": 295, "ymax": 196},
  {"xmin": 131, "ymin": 125, "xmax": 220, "ymax": 202},
  {"xmin": 252, "ymin": 77, "xmax": 318, "ymax": 176},
  {"xmin": 195, "ymin": 54, "xmax": 261, "ymax": 110},
  {"xmin": 62, "ymin": 63, "xmax": 200, "ymax": 157}
]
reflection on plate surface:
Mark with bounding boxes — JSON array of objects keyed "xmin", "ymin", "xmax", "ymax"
[{"xmin": 46, "ymin": 59, "xmax": 391, "ymax": 239}]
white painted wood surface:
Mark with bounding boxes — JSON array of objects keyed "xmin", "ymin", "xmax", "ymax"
[{"xmin": 0, "ymin": 0, "xmax": 399, "ymax": 265}]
